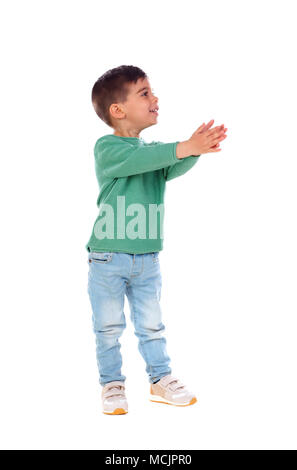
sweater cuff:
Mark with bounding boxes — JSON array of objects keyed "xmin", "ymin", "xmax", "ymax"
[{"xmin": 172, "ymin": 141, "xmax": 180, "ymax": 162}]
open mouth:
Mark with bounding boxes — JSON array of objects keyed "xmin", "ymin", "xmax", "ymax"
[{"xmin": 149, "ymin": 108, "xmax": 159, "ymax": 115}]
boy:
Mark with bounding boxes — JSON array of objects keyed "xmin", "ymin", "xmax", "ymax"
[{"xmin": 86, "ymin": 65, "xmax": 227, "ymax": 415}]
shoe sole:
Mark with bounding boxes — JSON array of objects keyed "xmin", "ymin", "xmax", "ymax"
[
  {"xmin": 149, "ymin": 394, "xmax": 197, "ymax": 407},
  {"xmin": 103, "ymin": 408, "xmax": 128, "ymax": 415}
]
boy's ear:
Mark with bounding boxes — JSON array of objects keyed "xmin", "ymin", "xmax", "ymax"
[{"xmin": 110, "ymin": 103, "xmax": 125, "ymax": 120}]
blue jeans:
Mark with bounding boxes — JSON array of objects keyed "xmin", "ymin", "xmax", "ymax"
[{"xmin": 87, "ymin": 251, "xmax": 172, "ymax": 386}]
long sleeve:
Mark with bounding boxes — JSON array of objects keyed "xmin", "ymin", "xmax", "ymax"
[
  {"xmin": 96, "ymin": 136, "xmax": 180, "ymax": 178},
  {"xmin": 151, "ymin": 140, "xmax": 201, "ymax": 181},
  {"xmin": 163, "ymin": 155, "xmax": 200, "ymax": 181}
]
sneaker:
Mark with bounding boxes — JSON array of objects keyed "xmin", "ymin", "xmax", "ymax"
[
  {"xmin": 149, "ymin": 375, "xmax": 197, "ymax": 407},
  {"xmin": 101, "ymin": 381, "xmax": 128, "ymax": 415}
]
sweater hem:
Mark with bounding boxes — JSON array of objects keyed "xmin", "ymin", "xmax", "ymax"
[{"xmin": 86, "ymin": 246, "xmax": 161, "ymax": 254}]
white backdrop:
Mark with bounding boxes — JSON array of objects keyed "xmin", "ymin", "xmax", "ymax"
[{"xmin": 1, "ymin": 0, "xmax": 296, "ymax": 450}]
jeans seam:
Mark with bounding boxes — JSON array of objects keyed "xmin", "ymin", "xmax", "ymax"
[{"xmin": 127, "ymin": 285, "xmax": 152, "ymax": 378}]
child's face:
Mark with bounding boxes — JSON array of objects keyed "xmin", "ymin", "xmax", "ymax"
[{"xmin": 111, "ymin": 77, "xmax": 159, "ymax": 132}]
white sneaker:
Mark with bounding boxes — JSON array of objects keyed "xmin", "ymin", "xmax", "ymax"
[
  {"xmin": 150, "ymin": 375, "xmax": 197, "ymax": 407},
  {"xmin": 101, "ymin": 381, "xmax": 128, "ymax": 415}
]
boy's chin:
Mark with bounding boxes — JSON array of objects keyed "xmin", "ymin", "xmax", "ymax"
[{"xmin": 143, "ymin": 120, "xmax": 157, "ymax": 130}]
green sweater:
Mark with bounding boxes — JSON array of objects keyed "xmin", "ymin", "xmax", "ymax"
[{"xmin": 85, "ymin": 134, "xmax": 200, "ymax": 254}]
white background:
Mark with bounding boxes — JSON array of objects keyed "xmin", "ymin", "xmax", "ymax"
[{"xmin": 1, "ymin": 0, "xmax": 296, "ymax": 450}]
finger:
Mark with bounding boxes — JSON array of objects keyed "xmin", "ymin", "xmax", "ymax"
[
  {"xmin": 208, "ymin": 147, "xmax": 221, "ymax": 152},
  {"xmin": 203, "ymin": 119, "xmax": 215, "ymax": 132},
  {"xmin": 213, "ymin": 124, "xmax": 226, "ymax": 133},
  {"xmin": 194, "ymin": 123, "xmax": 205, "ymax": 135},
  {"xmin": 207, "ymin": 131, "xmax": 225, "ymax": 143},
  {"xmin": 208, "ymin": 123, "xmax": 223, "ymax": 130},
  {"xmin": 206, "ymin": 127, "xmax": 223, "ymax": 137},
  {"xmin": 211, "ymin": 134, "xmax": 227, "ymax": 145},
  {"xmin": 212, "ymin": 127, "xmax": 227, "ymax": 137},
  {"xmin": 207, "ymin": 126, "xmax": 220, "ymax": 134}
]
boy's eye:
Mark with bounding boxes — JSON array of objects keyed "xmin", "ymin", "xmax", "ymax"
[{"xmin": 142, "ymin": 90, "xmax": 155, "ymax": 97}]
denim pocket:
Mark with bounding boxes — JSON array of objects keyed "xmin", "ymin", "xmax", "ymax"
[{"xmin": 89, "ymin": 252, "xmax": 113, "ymax": 264}]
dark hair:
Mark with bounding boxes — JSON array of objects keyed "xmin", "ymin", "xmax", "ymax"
[{"xmin": 91, "ymin": 65, "xmax": 147, "ymax": 128}]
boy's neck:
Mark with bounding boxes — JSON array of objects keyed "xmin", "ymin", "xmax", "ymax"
[{"xmin": 113, "ymin": 131, "xmax": 140, "ymax": 138}]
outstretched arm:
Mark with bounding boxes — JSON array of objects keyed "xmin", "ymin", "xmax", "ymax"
[
  {"xmin": 96, "ymin": 136, "xmax": 180, "ymax": 178},
  {"xmin": 149, "ymin": 140, "xmax": 200, "ymax": 181},
  {"xmin": 163, "ymin": 152, "xmax": 201, "ymax": 181}
]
